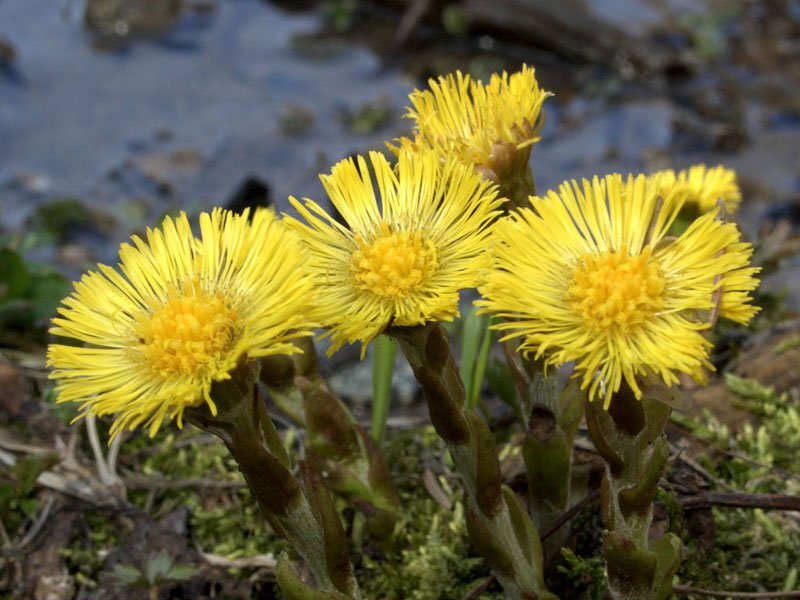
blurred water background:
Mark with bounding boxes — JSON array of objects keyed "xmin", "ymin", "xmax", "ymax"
[{"xmin": 1, "ymin": 0, "xmax": 799, "ymax": 302}]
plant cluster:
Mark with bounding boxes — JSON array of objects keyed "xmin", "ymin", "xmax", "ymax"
[{"xmin": 47, "ymin": 65, "xmax": 761, "ymax": 599}]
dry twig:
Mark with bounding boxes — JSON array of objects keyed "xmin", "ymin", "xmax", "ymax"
[
  {"xmin": 541, "ymin": 489, "xmax": 601, "ymax": 541},
  {"xmin": 460, "ymin": 575, "xmax": 496, "ymax": 600},
  {"xmin": 16, "ymin": 494, "xmax": 56, "ymax": 550},
  {"xmin": 673, "ymin": 584, "xmax": 800, "ymax": 598},
  {"xmin": 670, "ymin": 441, "xmax": 736, "ymax": 491},
  {"xmin": 680, "ymin": 491, "xmax": 800, "ymax": 512},
  {"xmin": 394, "ymin": 0, "xmax": 433, "ymax": 46}
]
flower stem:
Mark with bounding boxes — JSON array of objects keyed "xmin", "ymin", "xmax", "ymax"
[
  {"xmin": 481, "ymin": 142, "xmax": 536, "ymax": 211},
  {"xmin": 517, "ymin": 357, "xmax": 584, "ymax": 556},
  {"xmin": 503, "ymin": 346, "xmax": 584, "ymax": 553},
  {"xmin": 393, "ymin": 323, "xmax": 555, "ymax": 600},
  {"xmin": 501, "ymin": 165, "xmax": 536, "ymax": 210},
  {"xmin": 585, "ymin": 384, "xmax": 682, "ymax": 600},
  {"xmin": 187, "ymin": 361, "xmax": 361, "ymax": 599}
]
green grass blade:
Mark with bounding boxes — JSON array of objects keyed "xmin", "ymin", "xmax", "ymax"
[
  {"xmin": 460, "ymin": 306, "xmax": 485, "ymax": 406},
  {"xmin": 371, "ymin": 335, "xmax": 397, "ymax": 441},
  {"xmin": 468, "ymin": 317, "xmax": 496, "ymax": 409}
]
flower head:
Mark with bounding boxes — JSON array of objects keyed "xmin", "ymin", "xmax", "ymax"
[
  {"xmin": 392, "ymin": 66, "xmax": 551, "ymax": 180},
  {"xmin": 48, "ymin": 209, "xmax": 315, "ymax": 437},
  {"xmin": 286, "ymin": 150, "xmax": 502, "ymax": 354},
  {"xmin": 479, "ymin": 174, "xmax": 760, "ymax": 407},
  {"xmin": 651, "ymin": 164, "xmax": 741, "ymax": 214}
]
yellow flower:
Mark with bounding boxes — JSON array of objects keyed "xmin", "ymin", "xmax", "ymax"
[
  {"xmin": 392, "ymin": 66, "xmax": 551, "ymax": 178},
  {"xmin": 652, "ymin": 164, "xmax": 741, "ymax": 214},
  {"xmin": 48, "ymin": 209, "xmax": 315, "ymax": 437},
  {"xmin": 286, "ymin": 150, "xmax": 502, "ymax": 354},
  {"xmin": 479, "ymin": 174, "xmax": 760, "ymax": 407}
]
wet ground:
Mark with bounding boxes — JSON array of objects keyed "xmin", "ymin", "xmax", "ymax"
[{"xmin": 1, "ymin": 0, "xmax": 799, "ymax": 300}]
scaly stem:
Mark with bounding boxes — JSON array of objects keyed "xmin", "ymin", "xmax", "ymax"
[
  {"xmin": 393, "ymin": 323, "xmax": 555, "ymax": 600},
  {"xmin": 187, "ymin": 361, "xmax": 361, "ymax": 599},
  {"xmin": 585, "ymin": 383, "xmax": 681, "ymax": 600},
  {"xmin": 505, "ymin": 352, "xmax": 584, "ymax": 557},
  {"xmin": 501, "ymin": 165, "xmax": 536, "ymax": 210},
  {"xmin": 480, "ymin": 141, "xmax": 536, "ymax": 211}
]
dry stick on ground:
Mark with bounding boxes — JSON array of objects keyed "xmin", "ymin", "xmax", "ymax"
[
  {"xmin": 673, "ymin": 585, "xmax": 800, "ymax": 598},
  {"xmin": 16, "ymin": 494, "xmax": 56, "ymax": 549},
  {"xmin": 669, "ymin": 441, "xmax": 737, "ymax": 491},
  {"xmin": 393, "ymin": 0, "xmax": 432, "ymax": 46},
  {"xmin": 532, "ymin": 483, "xmax": 800, "ymax": 543},
  {"xmin": 672, "ymin": 421, "xmax": 800, "ymax": 484},
  {"xmin": 461, "ymin": 574, "xmax": 497, "ymax": 600},
  {"xmin": 201, "ymin": 552, "xmax": 277, "ymax": 570},
  {"xmin": 680, "ymin": 491, "xmax": 800, "ymax": 512},
  {"xmin": 540, "ymin": 489, "xmax": 601, "ymax": 541}
]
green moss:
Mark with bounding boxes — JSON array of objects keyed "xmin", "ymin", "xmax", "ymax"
[
  {"xmin": 557, "ymin": 548, "xmax": 606, "ymax": 600},
  {"xmin": 681, "ymin": 506, "xmax": 800, "ymax": 593},
  {"xmin": 774, "ymin": 335, "xmax": 800, "ymax": 355},
  {"xmin": 721, "ymin": 375, "xmax": 799, "ymax": 474},
  {"xmin": 58, "ymin": 374, "xmax": 799, "ymax": 598},
  {"xmin": 358, "ymin": 429, "xmax": 502, "ymax": 600},
  {"xmin": 131, "ymin": 430, "xmax": 287, "ymax": 559},
  {"xmin": 360, "ymin": 500, "xmax": 493, "ymax": 599},
  {"xmin": 674, "ymin": 375, "xmax": 800, "ymax": 593}
]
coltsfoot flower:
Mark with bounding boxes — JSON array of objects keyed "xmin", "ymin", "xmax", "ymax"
[
  {"xmin": 651, "ymin": 164, "xmax": 741, "ymax": 214},
  {"xmin": 286, "ymin": 150, "xmax": 502, "ymax": 354},
  {"xmin": 392, "ymin": 66, "xmax": 551, "ymax": 181},
  {"xmin": 48, "ymin": 209, "xmax": 315, "ymax": 437},
  {"xmin": 479, "ymin": 174, "xmax": 760, "ymax": 407}
]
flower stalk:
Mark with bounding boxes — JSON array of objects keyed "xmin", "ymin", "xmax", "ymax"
[
  {"xmin": 584, "ymin": 383, "xmax": 681, "ymax": 600},
  {"xmin": 187, "ymin": 361, "xmax": 361, "ymax": 600},
  {"xmin": 393, "ymin": 323, "xmax": 555, "ymax": 600},
  {"xmin": 515, "ymin": 355, "xmax": 584, "ymax": 554},
  {"xmin": 494, "ymin": 163, "xmax": 583, "ymax": 553},
  {"xmin": 476, "ymin": 141, "xmax": 537, "ymax": 211}
]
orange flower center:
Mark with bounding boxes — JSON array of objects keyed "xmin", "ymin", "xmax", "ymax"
[
  {"xmin": 136, "ymin": 282, "xmax": 237, "ymax": 376},
  {"xmin": 352, "ymin": 222, "xmax": 437, "ymax": 298},
  {"xmin": 568, "ymin": 246, "xmax": 664, "ymax": 332}
]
